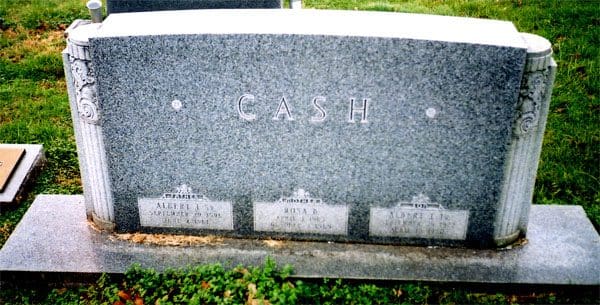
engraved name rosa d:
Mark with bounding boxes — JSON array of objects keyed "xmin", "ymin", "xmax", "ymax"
[{"xmin": 237, "ymin": 94, "xmax": 370, "ymax": 123}]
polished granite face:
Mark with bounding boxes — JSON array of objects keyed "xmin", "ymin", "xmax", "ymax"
[
  {"xmin": 84, "ymin": 10, "xmax": 532, "ymax": 246},
  {"xmin": 106, "ymin": 0, "xmax": 281, "ymax": 14}
]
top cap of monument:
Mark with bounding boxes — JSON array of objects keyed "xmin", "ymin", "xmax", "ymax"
[{"xmin": 89, "ymin": 9, "xmax": 526, "ymax": 49}]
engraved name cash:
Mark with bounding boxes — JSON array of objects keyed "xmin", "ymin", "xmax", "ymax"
[{"xmin": 237, "ymin": 95, "xmax": 371, "ymax": 123}]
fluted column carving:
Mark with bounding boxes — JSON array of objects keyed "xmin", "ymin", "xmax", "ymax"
[
  {"xmin": 64, "ymin": 21, "xmax": 115, "ymax": 230},
  {"xmin": 493, "ymin": 33, "xmax": 557, "ymax": 246}
]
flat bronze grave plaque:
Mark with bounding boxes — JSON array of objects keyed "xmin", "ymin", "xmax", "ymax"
[{"xmin": 0, "ymin": 148, "xmax": 25, "ymax": 192}]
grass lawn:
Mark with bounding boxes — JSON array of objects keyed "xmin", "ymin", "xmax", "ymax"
[{"xmin": 0, "ymin": 0, "xmax": 598, "ymax": 304}]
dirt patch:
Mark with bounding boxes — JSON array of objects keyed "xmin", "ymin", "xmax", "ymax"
[
  {"xmin": 88, "ymin": 220, "xmax": 289, "ymax": 248},
  {"xmin": 262, "ymin": 239, "xmax": 286, "ymax": 248},
  {"xmin": 1, "ymin": 29, "xmax": 65, "ymax": 61},
  {"xmin": 112, "ymin": 232, "xmax": 224, "ymax": 246}
]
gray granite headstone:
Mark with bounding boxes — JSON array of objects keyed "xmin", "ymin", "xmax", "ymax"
[
  {"xmin": 63, "ymin": 9, "xmax": 556, "ymax": 247},
  {"xmin": 106, "ymin": 0, "xmax": 282, "ymax": 14}
]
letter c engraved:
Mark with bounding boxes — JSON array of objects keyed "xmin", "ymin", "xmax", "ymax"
[{"xmin": 237, "ymin": 94, "xmax": 256, "ymax": 121}]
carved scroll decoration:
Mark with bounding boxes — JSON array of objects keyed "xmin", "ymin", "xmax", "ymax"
[
  {"xmin": 513, "ymin": 42, "xmax": 553, "ymax": 138},
  {"xmin": 69, "ymin": 55, "xmax": 100, "ymax": 125},
  {"xmin": 513, "ymin": 69, "xmax": 548, "ymax": 136}
]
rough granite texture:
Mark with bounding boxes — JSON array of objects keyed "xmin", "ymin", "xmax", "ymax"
[
  {"xmin": 106, "ymin": 0, "xmax": 282, "ymax": 14},
  {"xmin": 87, "ymin": 10, "xmax": 528, "ymax": 247},
  {"xmin": 0, "ymin": 195, "xmax": 598, "ymax": 285}
]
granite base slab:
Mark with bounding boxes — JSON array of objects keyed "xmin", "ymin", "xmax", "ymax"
[
  {"xmin": 0, "ymin": 144, "xmax": 44, "ymax": 205},
  {"xmin": 0, "ymin": 195, "xmax": 598, "ymax": 285}
]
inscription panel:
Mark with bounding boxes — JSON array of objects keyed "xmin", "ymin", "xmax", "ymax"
[
  {"xmin": 254, "ymin": 189, "xmax": 348, "ymax": 235},
  {"xmin": 138, "ymin": 185, "xmax": 233, "ymax": 230},
  {"xmin": 370, "ymin": 194, "xmax": 469, "ymax": 240}
]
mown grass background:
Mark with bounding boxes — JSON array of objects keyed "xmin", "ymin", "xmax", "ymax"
[{"xmin": 0, "ymin": 0, "xmax": 598, "ymax": 304}]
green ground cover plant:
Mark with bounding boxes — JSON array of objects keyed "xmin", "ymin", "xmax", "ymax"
[
  {"xmin": 1, "ymin": 258, "xmax": 597, "ymax": 304},
  {"xmin": 0, "ymin": 0, "xmax": 598, "ymax": 304}
]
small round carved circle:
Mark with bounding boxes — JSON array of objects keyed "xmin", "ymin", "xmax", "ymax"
[
  {"xmin": 425, "ymin": 107, "xmax": 437, "ymax": 118},
  {"xmin": 171, "ymin": 99, "xmax": 183, "ymax": 111}
]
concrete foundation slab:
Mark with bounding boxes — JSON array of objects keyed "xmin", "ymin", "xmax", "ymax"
[{"xmin": 0, "ymin": 195, "xmax": 598, "ymax": 285}]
